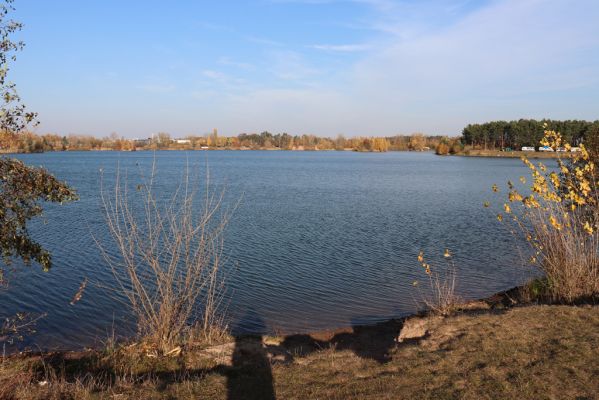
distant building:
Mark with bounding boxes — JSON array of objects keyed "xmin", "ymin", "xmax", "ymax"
[
  {"xmin": 521, "ymin": 146, "xmax": 535, "ymax": 151},
  {"xmin": 133, "ymin": 138, "xmax": 151, "ymax": 146},
  {"xmin": 175, "ymin": 139, "xmax": 191, "ymax": 144},
  {"xmin": 570, "ymin": 147, "xmax": 581, "ymax": 152}
]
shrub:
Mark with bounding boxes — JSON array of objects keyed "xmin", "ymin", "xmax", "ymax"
[
  {"xmin": 435, "ymin": 142, "xmax": 450, "ymax": 155},
  {"xmin": 99, "ymin": 163, "xmax": 232, "ymax": 354},
  {"xmin": 493, "ymin": 127, "xmax": 598, "ymax": 302},
  {"xmin": 449, "ymin": 141, "xmax": 463, "ymax": 154},
  {"xmin": 0, "ymin": 158, "xmax": 77, "ymax": 276},
  {"xmin": 415, "ymin": 250, "xmax": 461, "ymax": 315}
]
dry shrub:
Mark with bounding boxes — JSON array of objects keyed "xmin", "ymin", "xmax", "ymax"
[
  {"xmin": 522, "ymin": 206, "xmax": 599, "ymax": 302},
  {"xmin": 415, "ymin": 250, "xmax": 461, "ymax": 316},
  {"xmin": 98, "ymin": 161, "xmax": 233, "ymax": 354},
  {"xmin": 494, "ymin": 127, "xmax": 599, "ymax": 302}
]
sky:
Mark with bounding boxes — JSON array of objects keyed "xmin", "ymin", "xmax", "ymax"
[{"xmin": 9, "ymin": 0, "xmax": 599, "ymax": 138}]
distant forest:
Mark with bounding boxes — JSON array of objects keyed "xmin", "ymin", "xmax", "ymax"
[
  {"xmin": 0, "ymin": 130, "xmax": 446, "ymax": 153},
  {"xmin": 461, "ymin": 119, "xmax": 599, "ymax": 150}
]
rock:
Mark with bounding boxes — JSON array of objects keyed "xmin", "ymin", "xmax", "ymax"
[
  {"xmin": 397, "ymin": 318, "xmax": 429, "ymax": 342},
  {"xmin": 396, "ymin": 316, "xmax": 443, "ymax": 343}
]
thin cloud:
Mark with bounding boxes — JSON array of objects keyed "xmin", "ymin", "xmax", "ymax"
[
  {"xmin": 309, "ymin": 43, "xmax": 371, "ymax": 52},
  {"xmin": 269, "ymin": 50, "xmax": 322, "ymax": 82},
  {"xmin": 201, "ymin": 70, "xmax": 228, "ymax": 81}
]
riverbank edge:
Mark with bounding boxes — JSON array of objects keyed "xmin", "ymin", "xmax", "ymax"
[
  {"xmin": 2, "ymin": 284, "xmax": 598, "ymax": 399},
  {"xmin": 0, "ymin": 284, "xmax": 538, "ymax": 361},
  {"xmin": 451, "ymin": 150, "xmax": 565, "ymax": 158}
]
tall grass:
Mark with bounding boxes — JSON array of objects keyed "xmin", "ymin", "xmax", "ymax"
[{"xmin": 97, "ymin": 161, "xmax": 233, "ymax": 354}]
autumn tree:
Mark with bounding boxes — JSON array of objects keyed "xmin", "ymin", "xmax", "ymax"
[
  {"xmin": 408, "ymin": 133, "xmax": 426, "ymax": 151},
  {"xmin": 0, "ymin": 0, "xmax": 76, "ymax": 281},
  {"xmin": 372, "ymin": 137, "xmax": 389, "ymax": 152}
]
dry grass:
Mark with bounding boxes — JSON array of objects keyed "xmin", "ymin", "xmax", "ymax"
[
  {"xmin": 524, "ymin": 203, "xmax": 599, "ymax": 302},
  {"xmin": 97, "ymin": 161, "xmax": 233, "ymax": 355},
  {"xmin": 1, "ymin": 304, "xmax": 598, "ymax": 399}
]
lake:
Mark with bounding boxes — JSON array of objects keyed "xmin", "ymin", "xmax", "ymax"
[{"xmin": 1, "ymin": 150, "xmax": 534, "ymax": 350}]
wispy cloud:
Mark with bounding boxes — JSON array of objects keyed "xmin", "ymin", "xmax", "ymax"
[
  {"xmin": 269, "ymin": 50, "xmax": 322, "ymax": 82},
  {"xmin": 201, "ymin": 70, "xmax": 228, "ymax": 81},
  {"xmin": 32, "ymin": 0, "xmax": 599, "ymax": 137},
  {"xmin": 209, "ymin": 0, "xmax": 599, "ymax": 135},
  {"xmin": 309, "ymin": 43, "xmax": 371, "ymax": 52}
]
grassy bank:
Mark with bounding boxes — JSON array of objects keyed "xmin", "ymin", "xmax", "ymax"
[{"xmin": 1, "ymin": 301, "xmax": 598, "ymax": 399}]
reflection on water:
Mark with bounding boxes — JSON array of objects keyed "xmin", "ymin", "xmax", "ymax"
[{"xmin": 1, "ymin": 150, "xmax": 535, "ymax": 350}]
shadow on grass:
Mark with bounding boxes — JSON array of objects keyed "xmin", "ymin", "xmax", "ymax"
[
  {"xmin": 226, "ymin": 310, "xmax": 275, "ymax": 400},
  {"xmin": 28, "ymin": 316, "xmax": 401, "ymax": 398},
  {"xmin": 24, "ymin": 298, "xmax": 522, "ymax": 398},
  {"xmin": 281, "ymin": 317, "xmax": 404, "ymax": 364}
]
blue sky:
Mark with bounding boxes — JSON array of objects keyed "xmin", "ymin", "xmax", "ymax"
[{"xmin": 9, "ymin": 0, "xmax": 599, "ymax": 138}]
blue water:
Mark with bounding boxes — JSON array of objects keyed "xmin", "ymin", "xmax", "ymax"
[{"xmin": 1, "ymin": 151, "xmax": 533, "ymax": 350}]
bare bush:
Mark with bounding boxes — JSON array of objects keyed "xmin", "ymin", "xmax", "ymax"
[
  {"xmin": 416, "ymin": 250, "xmax": 461, "ymax": 316},
  {"xmin": 98, "ymin": 162, "xmax": 232, "ymax": 353}
]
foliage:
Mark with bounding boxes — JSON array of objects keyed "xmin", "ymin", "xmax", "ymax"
[
  {"xmin": 493, "ymin": 126, "xmax": 599, "ymax": 302},
  {"xmin": 0, "ymin": 0, "xmax": 37, "ymax": 136},
  {"xmin": 0, "ymin": 0, "xmax": 76, "ymax": 278},
  {"xmin": 0, "ymin": 311, "xmax": 45, "ymax": 344},
  {"xmin": 408, "ymin": 133, "xmax": 427, "ymax": 151},
  {"xmin": 0, "ymin": 158, "xmax": 77, "ymax": 275},
  {"xmin": 435, "ymin": 142, "xmax": 450, "ymax": 155}
]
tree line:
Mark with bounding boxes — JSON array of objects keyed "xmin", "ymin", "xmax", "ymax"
[
  {"xmin": 0, "ymin": 129, "xmax": 446, "ymax": 153},
  {"xmin": 461, "ymin": 119, "xmax": 599, "ymax": 150}
]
